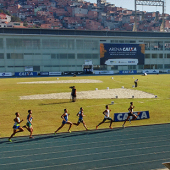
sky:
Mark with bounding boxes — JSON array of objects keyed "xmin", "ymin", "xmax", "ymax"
[{"xmin": 88, "ymin": 0, "xmax": 170, "ymax": 15}]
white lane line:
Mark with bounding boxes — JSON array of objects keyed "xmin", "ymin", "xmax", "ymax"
[
  {"xmin": 1, "ymin": 127, "xmax": 169, "ymax": 149},
  {"xmin": 1, "ymin": 143, "xmax": 170, "ymax": 161},
  {"xmin": 2, "ymin": 136, "xmax": 170, "ymax": 154},
  {"xmin": 20, "ymin": 151, "xmax": 170, "ymax": 170},
  {"xmin": 1, "ymin": 133, "xmax": 170, "ymax": 156},
  {"xmin": 87, "ymin": 158, "xmax": 170, "ymax": 170},
  {"xmin": 2, "ymin": 124, "xmax": 169, "ymax": 145}
]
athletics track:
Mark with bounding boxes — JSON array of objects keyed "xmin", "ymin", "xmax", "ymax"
[{"xmin": 0, "ymin": 123, "xmax": 170, "ymax": 170}]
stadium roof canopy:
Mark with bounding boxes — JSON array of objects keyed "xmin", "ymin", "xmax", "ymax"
[{"xmin": 0, "ymin": 28, "xmax": 170, "ymax": 38}]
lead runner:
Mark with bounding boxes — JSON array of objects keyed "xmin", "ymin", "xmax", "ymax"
[
  {"xmin": 8, "ymin": 112, "xmax": 24, "ymax": 142},
  {"xmin": 122, "ymin": 102, "xmax": 138, "ymax": 128}
]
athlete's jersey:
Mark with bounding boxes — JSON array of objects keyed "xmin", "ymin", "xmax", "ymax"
[
  {"xmin": 104, "ymin": 109, "xmax": 110, "ymax": 118},
  {"xmin": 129, "ymin": 106, "xmax": 133, "ymax": 113},
  {"xmin": 64, "ymin": 113, "xmax": 68, "ymax": 122},
  {"xmin": 78, "ymin": 111, "xmax": 83, "ymax": 120},
  {"xmin": 14, "ymin": 117, "xmax": 20, "ymax": 126},
  {"xmin": 27, "ymin": 114, "xmax": 33, "ymax": 123}
]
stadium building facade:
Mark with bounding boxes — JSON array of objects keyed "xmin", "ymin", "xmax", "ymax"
[{"xmin": 0, "ymin": 28, "xmax": 170, "ymax": 74}]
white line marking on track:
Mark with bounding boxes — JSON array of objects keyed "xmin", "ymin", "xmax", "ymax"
[
  {"xmin": 87, "ymin": 158, "xmax": 170, "ymax": 170},
  {"xmin": 20, "ymin": 152, "xmax": 170, "ymax": 170},
  {"xmin": 1, "ymin": 143, "xmax": 170, "ymax": 161},
  {"xmin": 1, "ymin": 135, "xmax": 170, "ymax": 154},
  {"xmin": 0, "ymin": 125, "xmax": 169, "ymax": 149}
]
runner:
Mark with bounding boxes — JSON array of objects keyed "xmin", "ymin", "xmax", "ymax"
[
  {"xmin": 122, "ymin": 102, "xmax": 138, "ymax": 128},
  {"xmin": 96, "ymin": 105, "xmax": 113, "ymax": 129},
  {"xmin": 23, "ymin": 110, "xmax": 33, "ymax": 138},
  {"xmin": 73, "ymin": 107, "xmax": 88, "ymax": 130},
  {"xmin": 55, "ymin": 109, "xmax": 73, "ymax": 134},
  {"xmin": 8, "ymin": 112, "xmax": 24, "ymax": 142}
]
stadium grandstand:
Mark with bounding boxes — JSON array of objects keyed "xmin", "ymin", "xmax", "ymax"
[{"xmin": 0, "ymin": 28, "xmax": 170, "ymax": 76}]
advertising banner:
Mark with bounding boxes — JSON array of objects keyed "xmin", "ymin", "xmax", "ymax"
[
  {"xmin": 114, "ymin": 111, "xmax": 150, "ymax": 122},
  {"xmin": 15, "ymin": 72, "xmax": 37, "ymax": 76},
  {"xmin": 84, "ymin": 60, "xmax": 92, "ymax": 65},
  {"xmin": 94, "ymin": 70, "xmax": 114, "ymax": 75},
  {"xmin": 119, "ymin": 70, "xmax": 137, "ymax": 74},
  {"xmin": 105, "ymin": 59, "xmax": 138, "ymax": 65},
  {"xmin": 142, "ymin": 70, "xmax": 159, "ymax": 74},
  {"xmin": 100, "ymin": 43, "xmax": 145, "ymax": 65},
  {"xmin": 25, "ymin": 66, "xmax": 33, "ymax": 72},
  {"xmin": 49, "ymin": 72, "xmax": 62, "ymax": 76},
  {"xmin": 0, "ymin": 72, "xmax": 12, "ymax": 77},
  {"xmin": 40, "ymin": 72, "xmax": 49, "ymax": 76}
]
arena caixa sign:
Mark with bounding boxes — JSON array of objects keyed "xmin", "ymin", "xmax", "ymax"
[{"xmin": 100, "ymin": 43, "xmax": 145, "ymax": 66}]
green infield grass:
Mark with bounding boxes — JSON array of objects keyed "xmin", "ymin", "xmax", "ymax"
[{"xmin": 0, "ymin": 74, "xmax": 170, "ymax": 138}]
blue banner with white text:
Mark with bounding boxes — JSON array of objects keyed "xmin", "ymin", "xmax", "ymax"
[
  {"xmin": 119, "ymin": 70, "xmax": 137, "ymax": 74},
  {"xmin": 114, "ymin": 111, "xmax": 150, "ymax": 122},
  {"xmin": 40, "ymin": 72, "xmax": 49, "ymax": 76},
  {"xmin": 15, "ymin": 72, "xmax": 37, "ymax": 76}
]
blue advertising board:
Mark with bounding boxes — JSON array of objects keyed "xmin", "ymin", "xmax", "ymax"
[
  {"xmin": 119, "ymin": 70, "xmax": 137, "ymax": 74},
  {"xmin": 142, "ymin": 70, "xmax": 159, "ymax": 74},
  {"xmin": 0, "ymin": 72, "xmax": 12, "ymax": 77},
  {"xmin": 100, "ymin": 43, "xmax": 145, "ymax": 65},
  {"xmin": 15, "ymin": 72, "xmax": 37, "ymax": 76},
  {"xmin": 114, "ymin": 111, "xmax": 150, "ymax": 122},
  {"xmin": 40, "ymin": 72, "xmax": 49, "ymax": 76}
]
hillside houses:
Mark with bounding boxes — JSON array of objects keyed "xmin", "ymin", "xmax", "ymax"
[
  {"xmin": 0, "ymin": 0, "xmax": 169, "ymax": 32},
  {"xmin": 0, "ymin": 12, "xmax": 25, "ymax": 28}
]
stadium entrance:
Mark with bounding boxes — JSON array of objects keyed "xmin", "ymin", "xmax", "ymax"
[{"xmin": 83, "ymin": 60, "xmax": 93, "ymax": 74}]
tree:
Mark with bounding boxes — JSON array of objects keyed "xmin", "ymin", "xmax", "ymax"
[
  {"xmin": 23, "ymin": 21, "xmax": 28, "ymax": 27},
  {"xmin": 11, "ymin": 16, "xmax": 21, "ymax": 22}
]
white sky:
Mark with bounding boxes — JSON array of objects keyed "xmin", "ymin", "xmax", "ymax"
[{"xmin": 88, "ymin": 0, "xmax": 170, "ymax": 15}]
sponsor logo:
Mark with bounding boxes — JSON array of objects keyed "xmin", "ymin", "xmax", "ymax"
[
  {"xmin": 94, "ymin": 71, "xmax": 114, "ymax": 75},
  {"xmin": 128, "ymin": 61, "xmax": 135, "ymax": 63},
  {"xmin": 19, "ymin": 72, "xmax": 33, "ymax": 76},
  {"xmin": 142, "ymin": 70, "xmax": 159, "ymax": 74},
  {"xmin": 40, "ymin": 72, "xmax": 49, "ymax": 76},
  {"xmin": 15, "ymin": 72, "xmax": 37, "ymax": 76},
  {"xmin": 109, "ymin": 47, "xmax": 137, "ymax": 52},
  {"xmin": 49, "ymin": 72, "xmax": 61, "ymax": 75},
  {"xmin": 0, "ymin": 72, "xmax": 12, "ymax": 76},
  {"xmin": 114, "ymin": 111, "xmax": 150, "ymax": 122},
  {"xmin": 119, "ymin": 70, "xmax": 137, "ymax": 74},
  {"xmin": 110, "ymin": 61, "xmax": 116, "ymax": 63}
]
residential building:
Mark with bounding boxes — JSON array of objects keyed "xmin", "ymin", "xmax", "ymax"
[{"xmin": 0, "ymin": 13, "xmax": 11, "ymax": 22}]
